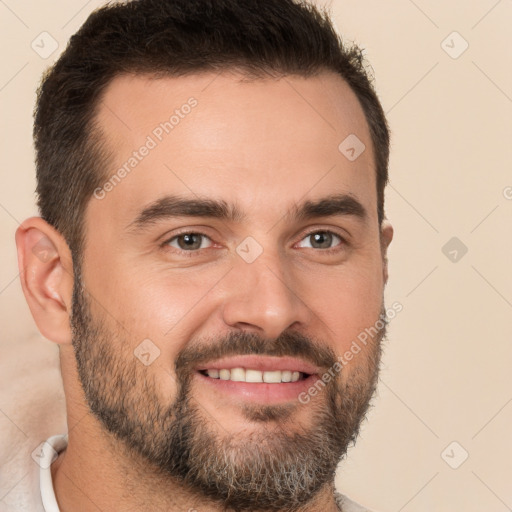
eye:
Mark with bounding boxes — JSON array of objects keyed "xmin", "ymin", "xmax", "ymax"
[
  {"xmin": 296, "ymin": 230, "xmax": 344, "ymax": 250},
  {"xmin": 165, "ymin": 232, "xmax": 213, "ymax": 252}
]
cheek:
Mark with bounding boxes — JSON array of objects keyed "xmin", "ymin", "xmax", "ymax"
[
  {"xmin": 84, "ymin": 258, "xmax": 228, "ymax": 356},
  {"xmin": 302, "ymin": 258, "xmax": 384, "ymax": 353}
]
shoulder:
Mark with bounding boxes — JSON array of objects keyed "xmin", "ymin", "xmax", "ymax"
[
  {"xmin": 334, "ymin": 490, "xmax": 379, "ymax": 512},
  {"xmin": 0, "ymin": 335, "xmax": 66, "ymax": 511}
]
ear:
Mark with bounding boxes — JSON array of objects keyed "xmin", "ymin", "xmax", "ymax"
[
  {"xmin": 15, "ymin": 217, "xmax": 74, "ymax": 345},
  {"xmin": 379, "ymin": 219, "xmax": 393, "ymax": 285}
]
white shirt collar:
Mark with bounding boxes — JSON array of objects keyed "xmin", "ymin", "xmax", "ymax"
[{"xmin": 39, "ymin": 434, "xmax": 67, "ymax": 512}]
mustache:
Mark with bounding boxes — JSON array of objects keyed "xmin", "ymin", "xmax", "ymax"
[{"xmin": 174, "ymin": 330, "xmax": 338, "ymax": 376}]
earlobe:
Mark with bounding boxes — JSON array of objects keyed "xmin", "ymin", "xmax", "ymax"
[{"xmin": 15, "ymin": 217, "xmax": 74, "ymax": 345}]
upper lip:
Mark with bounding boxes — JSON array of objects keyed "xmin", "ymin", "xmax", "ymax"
[{"xmin": 196, "ymin": 355, "xmax": 321, "ymax": 375}]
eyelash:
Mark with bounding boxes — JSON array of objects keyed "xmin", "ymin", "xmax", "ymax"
[{"xmin": 160, "ymin": 229, "xmax": 348, "ymax": 257}]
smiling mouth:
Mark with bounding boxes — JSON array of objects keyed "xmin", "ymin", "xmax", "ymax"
[{"xmin": 198, "ymin": 368, "xmax": 311, "ymax": 383}]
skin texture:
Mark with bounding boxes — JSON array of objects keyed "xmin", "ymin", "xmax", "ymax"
[{"xmin": 16, "ymin": 70, "xmax": 393, "ymax": 512}]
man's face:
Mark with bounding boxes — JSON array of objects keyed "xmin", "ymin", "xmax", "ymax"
[{"xmin": 71, "ymin": 71, "xmax": 391, "ymax": 509}]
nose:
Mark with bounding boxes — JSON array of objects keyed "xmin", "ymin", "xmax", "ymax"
[{"xmin": 220, "ymin": 253, "xmax": 313, "ymax": 340}]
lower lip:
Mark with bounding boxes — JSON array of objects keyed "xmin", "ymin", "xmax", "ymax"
[{"xmin": 195, "ymin": 371, "xmax": 318, "ymax": 403}]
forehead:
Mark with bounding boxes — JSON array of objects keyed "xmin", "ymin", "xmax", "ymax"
[{"xmin": 90, "ymin": 70, "xmax": 376, "ymax": 230}]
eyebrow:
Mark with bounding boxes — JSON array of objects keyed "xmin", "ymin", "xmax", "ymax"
[{"xmin": 125, "ymin": 193, "xmax": 368, "ymax": 233}]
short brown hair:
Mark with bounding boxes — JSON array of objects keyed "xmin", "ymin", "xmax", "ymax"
[{"xmin": 34, "ymin": 0, "xmax": 390, "ymax": 269}]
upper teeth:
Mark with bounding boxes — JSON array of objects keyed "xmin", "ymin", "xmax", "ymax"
[{"xmin": 205, "ymin": 368, "xmax": 303, "ymax": 383}]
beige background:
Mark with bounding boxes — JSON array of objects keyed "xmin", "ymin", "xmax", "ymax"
[{"xmin": 1, "ymin": 1, "xmax": 511, "ymax": 510}]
